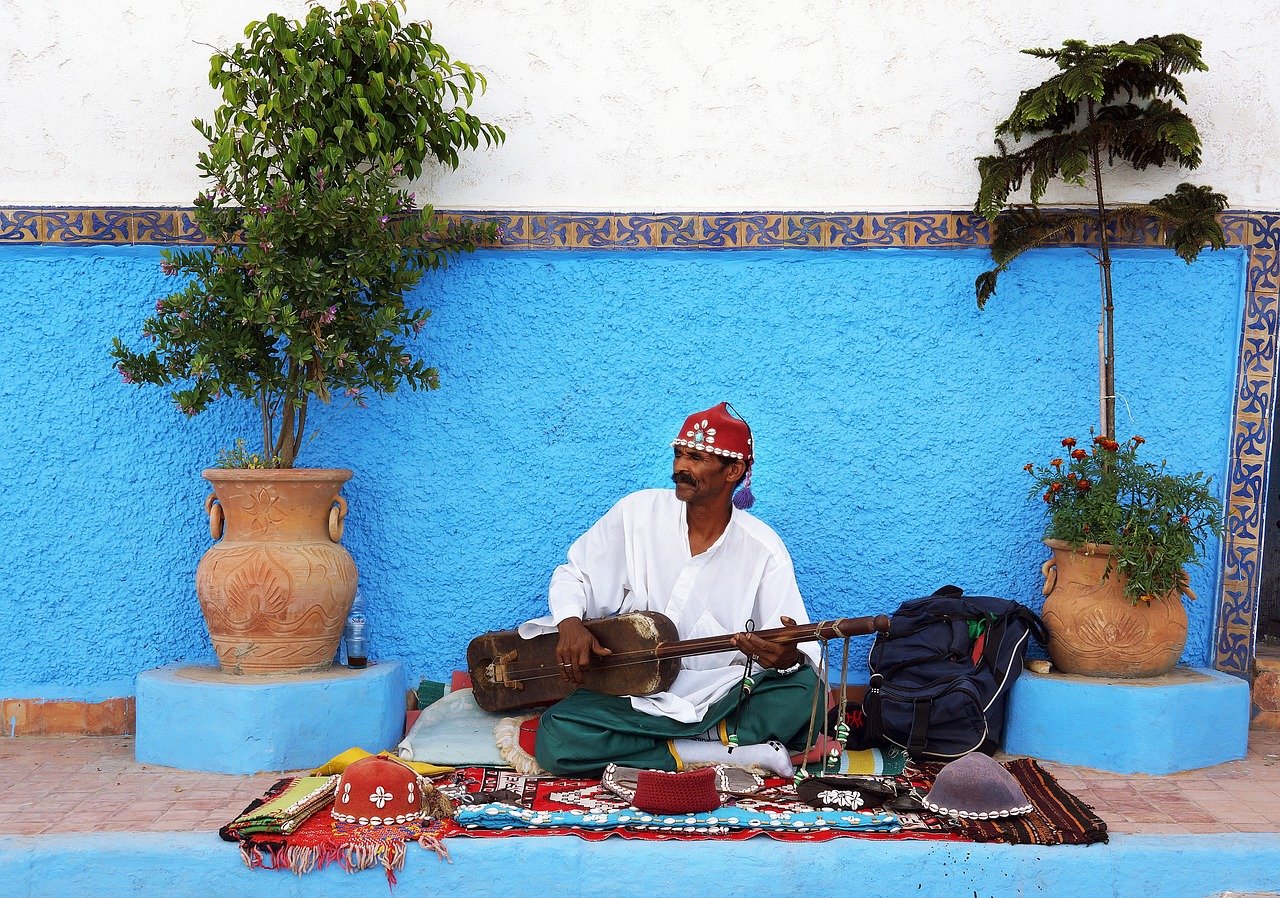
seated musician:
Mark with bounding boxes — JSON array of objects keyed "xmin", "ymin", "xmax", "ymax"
[{"xmin": 518, "ymin": 402, "xmax": 821, "ymax": 777}]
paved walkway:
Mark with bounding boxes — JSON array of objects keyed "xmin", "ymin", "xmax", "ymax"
[{"xmin": 3, "ymin": 730, "xmax": 1278, "ymax": 836}]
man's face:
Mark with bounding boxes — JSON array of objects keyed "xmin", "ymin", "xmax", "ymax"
[{"xmin": 672, "ymin": 445, "xmax": 741, "ymax": 505}]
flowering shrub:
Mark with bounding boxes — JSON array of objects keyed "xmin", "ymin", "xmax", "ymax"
[
  {"xmin": 1026, "ymin": 435, "xmax": 1222, "ymax": 603},
  {"xmin": 111, "ymin": 1, "xmax": 504, "ymax": 467}
]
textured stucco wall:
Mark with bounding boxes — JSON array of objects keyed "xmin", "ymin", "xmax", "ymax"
[
  {"xmin": 1, "ymin": 0, "xmax": 1277, "ymax": 210},
  {"xmin": 0, "ymin": 243, "xmax": 1243, "ymax": 699}
]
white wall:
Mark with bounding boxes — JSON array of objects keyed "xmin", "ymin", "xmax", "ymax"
[{"xmin": 2, "ymin": 0, "xmax": 1276, "ymax": 210}]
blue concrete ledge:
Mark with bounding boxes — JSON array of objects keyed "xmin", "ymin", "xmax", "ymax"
[
  {"xmin": 135, "ymin": 662, "xmax": 405, "ymax": 774},
  {"xmin": 4, "ymin": 832, "xmax": 1280, "ymax": 898},
  {"xmin": 1004, "ymin": 666, "xmax": 1249, "ymax": 774}
]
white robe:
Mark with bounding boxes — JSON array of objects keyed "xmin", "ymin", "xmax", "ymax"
[{"xmin": 519, "ymin": 489, "xmax": 820, "ymax": 723}]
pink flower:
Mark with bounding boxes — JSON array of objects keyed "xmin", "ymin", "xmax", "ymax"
[
  {"xmin": 160, "ymin": 260, "xmax": 177, "ymax": 276},
  {"xmin": 412, "ymin": 319, "xmax": 426, "ymax": 335},
  {"xmin": 319, "ymin": 305, "xmax": 337, "ymax": 325},
  {"xmin": 118, "ymin": 366, "xmax": 135, "ymax": 384},
  {"xmin": 155, "ymin": 299, "xmax": 166, "ymax": 313}
]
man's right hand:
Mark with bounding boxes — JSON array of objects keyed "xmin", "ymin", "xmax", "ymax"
[{"xmin": 556, "ymin": 617, "xmax": 612, "ymax": 684}]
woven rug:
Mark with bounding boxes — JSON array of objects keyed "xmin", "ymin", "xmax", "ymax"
[
  {"xmin": 937, "ymin": 758, "xmax": 1108, "ymax": 845},
  {"xmin": 437, "ymin": 766, "xmax": 956, "ymax": 842},
  {"xmin": 220, "ymin": 778, "xmax": 451, "ymax": 884},
  {"xmin": 436, "ymin": 758, "xmax": 1107, "ymax": 845},
  {"xmin": 223, "ymin": 757, "xmax": 1107, "ymax": 869}
]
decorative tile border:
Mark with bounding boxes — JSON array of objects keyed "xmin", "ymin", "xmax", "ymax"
[{"xmin": 3, "ymin": 206, "xmax": 1276, "ymax": 676}]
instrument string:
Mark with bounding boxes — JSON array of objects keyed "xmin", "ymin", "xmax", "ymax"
[{"xmin": 490, "ymin": 617, "xmax": 872, "ymax": 685}]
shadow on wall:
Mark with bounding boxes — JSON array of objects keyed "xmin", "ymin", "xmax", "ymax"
[{"xmin": 0, "ymin": 244, "xmax": 1245, "ymax": 697}]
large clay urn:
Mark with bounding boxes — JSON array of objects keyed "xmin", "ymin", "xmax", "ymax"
[
  {"xmin": 196, "ymin": 468, "xmax": 357, "ymax": 675},
  {"xmin": 1039, "ymin": 539, "xmax": 1189, "ymax": 678}
]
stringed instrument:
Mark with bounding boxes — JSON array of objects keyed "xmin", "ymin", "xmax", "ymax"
[{"xmin": 466, "ymin": 611, "xmax": 891, "ymax": 713}]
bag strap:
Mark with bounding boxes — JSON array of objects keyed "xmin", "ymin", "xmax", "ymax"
[
  {"xmin": 864, "ymin": 674, "xmax": 884, "ymax": 746},
  {"xmin": 908, "ymin": 697, "xmax": 932, "ymax": 758}
]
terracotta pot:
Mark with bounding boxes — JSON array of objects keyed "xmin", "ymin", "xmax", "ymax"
[
  {"xmin": 1039, "ymin": 539, "xmax": 1188, "ymax": 678},
  {"xmin": 196, "ymin": 468, "xmax": 357, "ymax": 675}
]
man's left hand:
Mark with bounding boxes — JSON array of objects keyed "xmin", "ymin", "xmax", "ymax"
[{"xmin": 731, "ymin": 615, "xmax": 801, "ymax": 670}]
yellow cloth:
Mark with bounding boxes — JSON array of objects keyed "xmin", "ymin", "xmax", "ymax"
[{"xmin": 311, "ymin": 747, "xmax": 453, "ymax": 777}]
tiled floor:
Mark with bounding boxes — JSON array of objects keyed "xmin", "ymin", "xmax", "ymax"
[{"xmin": 2, "ymin": 731, "xmax": 1278, "ymax": 836}]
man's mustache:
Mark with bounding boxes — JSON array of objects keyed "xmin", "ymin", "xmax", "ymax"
[{"xmin": 672, "ymin": 472, "xmax": 696, "ymax": 487}]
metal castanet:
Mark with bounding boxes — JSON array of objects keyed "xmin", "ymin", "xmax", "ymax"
[{"xmin": 467, "ymin": 611, "xmax": 891, "ymax": 713}]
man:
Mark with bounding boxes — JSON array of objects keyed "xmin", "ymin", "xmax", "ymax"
[{"xmin": 518, "ymin": 402, "xmax": 821, "ymax": 777}]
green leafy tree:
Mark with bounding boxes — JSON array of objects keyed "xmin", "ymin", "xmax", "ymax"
[
  {"xmin": 974, "ymin": 34, "xmax": 1227, "ymax": 438},
  {"xmin": 113, "ymin": 0, "xmax": 505, "ymax": 467}
]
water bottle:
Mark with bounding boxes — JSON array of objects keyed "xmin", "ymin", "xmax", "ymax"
[{"xmin": 344, "ymin": 592, "xmax": 368, "ymax": 669}]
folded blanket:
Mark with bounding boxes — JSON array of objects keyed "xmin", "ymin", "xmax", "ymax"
[
  {"xmin": 222, "ymin": 776, "xmax": 337, "ymax": 838},
  {"xmin": 454, "ymin": 802, "xmax": 900, "ymax": 835}
]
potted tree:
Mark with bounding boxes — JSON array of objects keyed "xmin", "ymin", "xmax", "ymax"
[
  {"xmin": 974, "ymin": 35, "xmax": 1228, "ymax": 675},
  {"xmin": 112, "ymin": 0, "xmax": 504, "ymax": 674}
]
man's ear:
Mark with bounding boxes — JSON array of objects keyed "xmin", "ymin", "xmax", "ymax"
[{"xmin": 725, "ymin": 458, "xmax": 746, "ymax": 484}]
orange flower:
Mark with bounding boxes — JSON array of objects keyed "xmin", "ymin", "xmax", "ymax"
[
  {"xmin": 1061, "ymin": 437, "xmax": 1077, "ymax": 448},
  {"xmin": 1023, "ymin": 462, "xmax": 1034, "ymax": 473},
  {"xmin": 1051, "ymin": 457, "xmax": 1064, "ymax": 467},
  {"xmin": 1067, "ymin": 472, "xmax": 1077, "ymax": 481},
  {"xmin": 1076, "ymin": 478, "xmax": 1092, "ymax": 492},
  {"xmin": 1101, "ymin": 438, "xmax": 1120, "ymax": 452},
  {"xmin": 1049, "ymin": 482, "xmax": 1064, "ymax": 492},
  {"xmin": 1132, "ymin": 435, "xmax": 1145, "ymax": 446},
  {"xmin": 1137, "ymin": 594, "xmax": 1155, "ymax": 604},
  {"xmin": 1043, "ymin": 492, "xmax": 1054, "ymax": 503},
  {"xmin": 1071, "ymin": 449, "xmax": 1088, "ymax": 460}
]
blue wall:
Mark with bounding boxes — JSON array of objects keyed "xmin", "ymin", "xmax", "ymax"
[{"xmin": 0, "ymin": 243, "xmax": 1245, "ymax": 699}]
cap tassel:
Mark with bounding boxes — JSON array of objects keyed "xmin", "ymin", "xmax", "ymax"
[{"xmin": 733, "ymin": 469, "xmax": 755, "ymax": 510}]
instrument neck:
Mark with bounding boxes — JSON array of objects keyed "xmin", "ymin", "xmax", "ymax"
[{"xmin": 652, "ymin": 617, "xmax": 886, "ymax": 662}]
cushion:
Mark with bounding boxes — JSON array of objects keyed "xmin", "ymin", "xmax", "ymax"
[{"xmin": 397, "ymin": 687, "xmax": 510, "ymax": 767}]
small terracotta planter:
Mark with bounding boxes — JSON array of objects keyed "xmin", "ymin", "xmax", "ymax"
[
  {"xmin": 1039, "ymin": 539, "xmax": 1189, "ymax": 678},
  {"xmin": 195, "ymin": 468, "xmax": 357, "ymax": 675}
]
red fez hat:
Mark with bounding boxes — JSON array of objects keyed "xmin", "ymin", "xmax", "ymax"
[{"xmin": 671, "ymin": 402, "xmax": 756, "ymax": 509}]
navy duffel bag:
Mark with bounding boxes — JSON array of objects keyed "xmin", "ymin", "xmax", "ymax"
[{"xmin": 863, "ymin": 587, "xmax": 1048, "ymax": 761}]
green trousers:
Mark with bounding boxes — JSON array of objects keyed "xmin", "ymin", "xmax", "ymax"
[{"xmin": 534, "ymin": 666, "xmax": 821, "ymax": 776}]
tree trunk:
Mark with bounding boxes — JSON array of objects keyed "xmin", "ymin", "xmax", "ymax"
[{"xmin": 1089, "ymin": 98, "xmax": 1117, "ymax": 439}]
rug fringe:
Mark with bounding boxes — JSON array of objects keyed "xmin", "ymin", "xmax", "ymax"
[
  {"xmin": 418, "ymin": 832, "xmax": 452, "ymax": 863},
  {"xmin": 287, "ymin": 845, "xmax": 319, "ymax": 876}
]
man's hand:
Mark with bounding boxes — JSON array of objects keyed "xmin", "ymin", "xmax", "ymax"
[
  {"xmin": 556, "ymin": 617, "xmax": 612, "ymax": 684},
  {"xmin": 731, "ymin": 615, "xmax": 801, "ymax": 671}
]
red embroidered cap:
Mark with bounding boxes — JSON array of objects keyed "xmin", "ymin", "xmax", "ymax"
[
  {"xmin": 331, "ymin": 755, "xmax": 425, "ymax": 826},
  {"xmin": 672, "ymin": 402, "xmax": 754, "ymax": 463}
]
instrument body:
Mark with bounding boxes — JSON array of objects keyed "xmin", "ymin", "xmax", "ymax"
[{"xmin": 467, "ymin": 611, "xmax": 890, "ymax": 713}]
